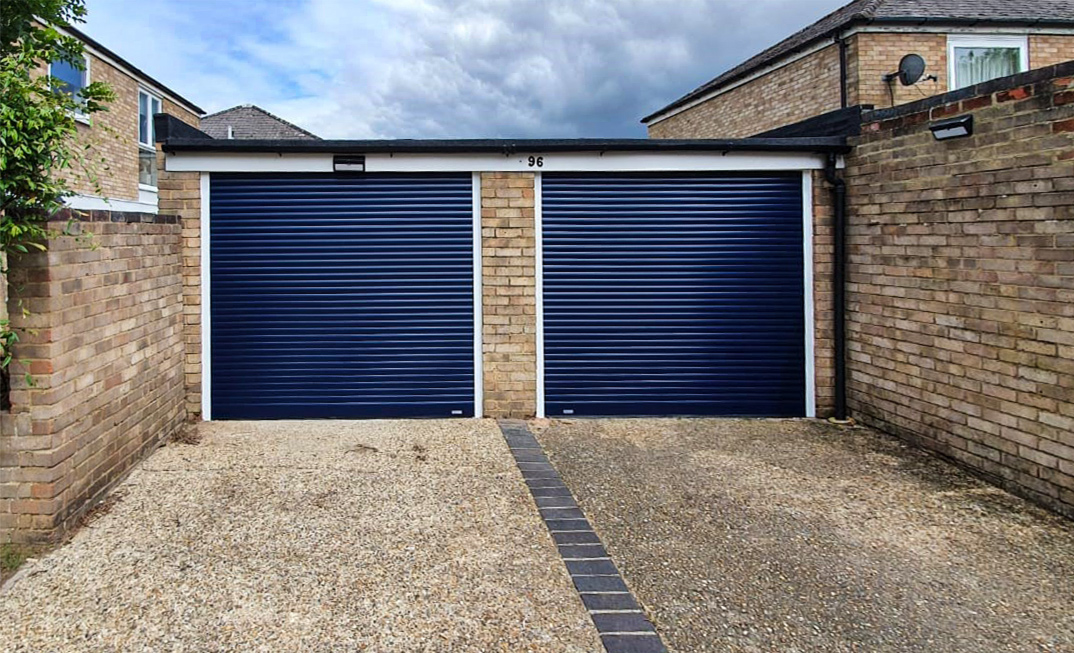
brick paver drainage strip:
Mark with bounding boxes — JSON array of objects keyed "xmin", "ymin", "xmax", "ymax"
[{"xmin": 499, "ymin": 420, "xmax": 667, "ymax": 653}]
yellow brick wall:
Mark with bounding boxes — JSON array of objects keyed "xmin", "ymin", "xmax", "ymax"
[
  {"xmin": 846, "ymin": 66, "xmax": 1074, "ymax": 518},
  {"xmin": 648, "ymin": 44, "xmax": 843, "ymax": 138},
  {"xmin": 854, "ymin": 33, "xmax": 1074, "ymax": 109},
  {"xmin": 1030, "ymin": 35, "xmax": 1074, "ymax": 69},
  {"xmin": 852, "ymin": 32, "xmax": 947, "ymax": 109},
  {"xmin": 1, "ymin": 212, "xmax": 186, "ymax": 542},
  {"xmin": 481, "ymin": 173, "xmax": 537, "ymax": 418},
  {"xmin": 162, "ymin": 98, "xmax": 200, "ymax": 128}
]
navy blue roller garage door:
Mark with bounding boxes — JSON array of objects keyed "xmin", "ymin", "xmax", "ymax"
[
  {"xmin": 210, "ymin": 173, "xmax": 474, "ymax": 419},
  {"xmin": 541, "ymin": 172, "xmax": 806, "ymax": 417}
]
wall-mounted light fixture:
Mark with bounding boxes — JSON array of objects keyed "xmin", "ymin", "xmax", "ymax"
[
  {"xmin": 929, "ymin": 115, "xmax": 973, "ymax": 141},
  {"xmin": 333, "ymin": 155, "xmax": 366, "ymax": 172}
]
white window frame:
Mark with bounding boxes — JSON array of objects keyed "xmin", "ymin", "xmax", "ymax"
[
  {"xmin": 48, "ymin": 54, "xmax": 91, "ymax": 124},
  {"xmin": 138, "ymin": 89, "xmax": 163, "ymax": 191},
  {"xmin": 947, "ymin": 34, "xmax": 1029, "ymax": 91}
]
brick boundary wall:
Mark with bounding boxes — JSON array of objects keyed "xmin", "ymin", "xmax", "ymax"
[
  {"xmin": 1, "ymin": 209, "xmax": 185, "ymax": 542},
  {"xmin": 845, "ymin": 60, "xmax": 1074, "ymax": 518}
]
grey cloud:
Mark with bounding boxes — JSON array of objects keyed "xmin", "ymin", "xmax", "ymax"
[
  {"xmin": 85, "ymin": 0, "xmax": 846, "ymax": 139},
  {"xmin": 302, "ymin": 0, "xmax": 844, "ymax": 138}
]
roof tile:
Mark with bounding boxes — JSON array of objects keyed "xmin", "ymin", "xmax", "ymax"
[{"xmin": 200, "ymin": 105, "xmax": 320, "ymax": 140}]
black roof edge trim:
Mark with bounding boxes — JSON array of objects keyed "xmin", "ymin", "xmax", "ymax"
[
  {"xmin": 867, "ymin": 16, "xmax": 1068, "ymax": 27},
  {"xmin": 755, "ymin": 105, "xmax": 873, "ymax": 139},
  {"xmin": 155, "ymin": 113, "xmax": 214, "ymax": 143},
  {"xmin": 160, "ymin": 136, "xmax": 851, "ymax": 155}
]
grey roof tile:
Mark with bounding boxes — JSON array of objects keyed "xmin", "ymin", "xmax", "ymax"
[
  {"xmin": 200, "ymin": 104, "xmax": 320, "ymax": 140},
  {"xmin": 872, "ymin": 0, "xmax": 1074, "ymax": 20}
]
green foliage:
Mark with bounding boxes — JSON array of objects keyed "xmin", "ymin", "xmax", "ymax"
[
  {"xmin": 0, "ymin": 542, "xmax": 51, "ymax": 582},
  {"xmin": 0, "ymin": 0, "xmax": 114, "ymax": 373},
  {"xmin": 1, "ymin": 542, "xmax": 32, "ymax": 576}
]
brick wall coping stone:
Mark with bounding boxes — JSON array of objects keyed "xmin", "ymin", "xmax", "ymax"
[
  {"xmin": 49, "ymin": 208, "xmax": 180, "ymax": 225},
  {"xmin": 865, "ymin": 59, "xmax": 1074, "ymax": 122}
]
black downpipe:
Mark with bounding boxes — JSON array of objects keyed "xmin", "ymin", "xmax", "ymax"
[
  {"xmin": 837, "ymin": 35, "xmax": 849, "ymax": 109},
  {"xmin": 825, "ymin": 153, "xmax": 848, "ymax": 421}
]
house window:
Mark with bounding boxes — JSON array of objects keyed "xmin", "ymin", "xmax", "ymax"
[
  {"xmin": 948, "ymin": 35, "xmax": 1028, "ymax": 90},
  {"xmin": 49, "ymin": 55, "xmax": 90, "ymax": 120},
  {"xmin": 138, "ymin": 90, "xmax": 162, "ymax": 188}
]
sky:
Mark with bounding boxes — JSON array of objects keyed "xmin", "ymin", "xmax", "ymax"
[{"xmin": 81, "ymin": 0, "xmax": 847, "ymax": 139}]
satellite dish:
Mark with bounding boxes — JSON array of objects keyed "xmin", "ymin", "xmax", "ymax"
[{"xmin": 896, "ymin": 54, "xmax": 927, "ymax": 86}]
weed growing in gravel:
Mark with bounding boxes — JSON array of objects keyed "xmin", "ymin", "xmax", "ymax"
[{"xmin": 1, "ymin": 543, "xmax": 49, "ymax": 584}]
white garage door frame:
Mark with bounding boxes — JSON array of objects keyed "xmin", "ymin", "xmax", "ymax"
[
  {"xmin": 199, "ymin": 171, "xmax": 485, "ymax": 421},
  {"xmin": 534, "ymin": 170, "xmax": 816, "ymax": 419}
]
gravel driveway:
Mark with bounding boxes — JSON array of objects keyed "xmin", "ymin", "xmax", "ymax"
[
  {"xmin": 0, "ymin": 420, "xmax": 603, "ymax": 652},
  {"xmin": 536, "ymin": 418, "xmax": 1074, "ymax": 653}
]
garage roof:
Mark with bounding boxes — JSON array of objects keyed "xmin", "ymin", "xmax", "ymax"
[
  {"xmin": 160, "ymin": 136, "xmax": 850, "ymax": 155},
  {"xmin": 155, "ymin": 114, "xmax": 850, "ymax": 156}
]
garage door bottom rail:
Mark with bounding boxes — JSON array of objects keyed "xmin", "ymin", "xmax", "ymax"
[{"xmin": 498, "ymin": 420, "xmax": 667, "ymax": 653}]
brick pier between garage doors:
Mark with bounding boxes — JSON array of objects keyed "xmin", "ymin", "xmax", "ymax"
[{"xmin": 153, "ymin": 127, "xmax": 840, "ymax": 423}]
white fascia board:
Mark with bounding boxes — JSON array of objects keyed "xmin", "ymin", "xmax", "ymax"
[
  {"xmin": 367, "ymin": 151, "xmax": 829, "ymax": 172},
  {"xmin": 165, "ymin": 150, "xmax": 830, "ymax": 173},
  {"xmin": 165, "ymin": 152, "xmax": 334, "ymax": 173}
]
